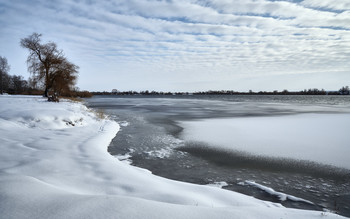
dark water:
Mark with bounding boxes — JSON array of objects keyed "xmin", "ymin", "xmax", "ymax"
[{"xmin": 85, "ymin": 95, "xmax": 350, "ymax": 217}]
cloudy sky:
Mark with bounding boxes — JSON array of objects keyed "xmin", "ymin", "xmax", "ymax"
[{"xmin": 0, "ymin": 0, "xmax": 349, "ymax": 92}]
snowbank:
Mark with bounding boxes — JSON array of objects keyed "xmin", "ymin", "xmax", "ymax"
[{"xmin": 0, "ymin": 95, "xmax": 346, "ymax": 218}]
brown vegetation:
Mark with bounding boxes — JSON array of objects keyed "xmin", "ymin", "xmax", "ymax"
[{"xmin": 20, "ymin": 33, "xmax": 78, "ymax": 100}]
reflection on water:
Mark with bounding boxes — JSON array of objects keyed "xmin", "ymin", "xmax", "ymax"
[{"xmin": 85, "ymin": 95, "xmax": 350, "ymax": 217}]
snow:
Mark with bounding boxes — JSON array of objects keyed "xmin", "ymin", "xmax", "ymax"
[
  {"xmin": 243, "ymin": 181, "xmax": 314, "ymax": 204},
  {"xmin": 115, "ymin": 149, "xmax": 134, "ymax": 165},
  {"xmin": 0, "ymin": 95, "xmax": 346, "ymax": 218},
  {"xmin": 180, "ymin": 114, "xmax": 350, "ymax": 169},
  {"xmin": 207, "ymin": 181, "xmax": 229, "ymax": 188}
]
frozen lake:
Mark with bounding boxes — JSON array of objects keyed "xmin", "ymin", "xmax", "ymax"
[
  {"xmin": 86, "ymin": 95, "xmax": 350, "ymax": 217},
  {"xmin": 180, "ymin": 113, "xmax": 350, "ymax": 169}
]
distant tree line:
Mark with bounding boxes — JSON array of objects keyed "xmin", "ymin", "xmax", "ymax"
[
  {"xmin": 93, "ymin": 90, "xmax": 182, "ymax": 96},
  {"xmin": 339, "ymin": 86, "xmax": 350, "ymax": 95},
  {"xmin": 92, "ymin": 87, "xmax": 350, "ymax": 96}
]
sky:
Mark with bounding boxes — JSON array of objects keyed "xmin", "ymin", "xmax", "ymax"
[{"xmin": 0, "ymin": 0, "xmax": 349, "ymax": 92}]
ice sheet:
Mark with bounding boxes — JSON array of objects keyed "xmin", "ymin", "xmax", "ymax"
[{"xmin": 180, "ymin": 113, "xmax": 350, "ymax": 169}]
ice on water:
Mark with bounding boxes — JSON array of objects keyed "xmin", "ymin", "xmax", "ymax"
[{"xmin": 180, "ymin": 113, "xmax": 350, "ymax": 169}]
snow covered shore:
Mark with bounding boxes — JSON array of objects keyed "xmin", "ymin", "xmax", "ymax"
[{"xmin": 0, "ymin": 95, "xmax": 346, "ymax": 218}]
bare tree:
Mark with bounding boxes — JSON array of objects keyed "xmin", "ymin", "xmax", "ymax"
[
  {"xmin": 0, "ymin": 56, "xmax": 10, "ymax": 94},
  {"xmin": 20, "ymin": 33, "xmax": 78, "ymax": 99}
]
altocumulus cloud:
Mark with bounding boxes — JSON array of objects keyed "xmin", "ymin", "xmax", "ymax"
[{"xmin": 0, "ymin": 0, "xmax": 349, "ymax": 91}]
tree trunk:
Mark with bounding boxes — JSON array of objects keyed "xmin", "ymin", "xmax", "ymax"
[
  {"xmin": 44, "ymin": 87, "xmax": 49, "ymax": 97},
  {"xmin": 44, "ymin": 67, "xmax": 50, "ymax": 97},
  {"xmin": 0, "ymin": 72, "xmax": 3, "ymax": 95}
]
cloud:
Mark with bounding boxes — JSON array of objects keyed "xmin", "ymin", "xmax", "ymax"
[
  {"xmin": 0, "ymin": 0, "xmax": 349, "ymax": 91},
  {"xmin": 301, "ymin": 0, "xmax": 350, "ymax": 11}
]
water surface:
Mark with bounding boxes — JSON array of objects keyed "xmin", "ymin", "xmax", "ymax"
[{"xmin": 86, "ymin": 95, "xmax": 350, "ymax": 217}]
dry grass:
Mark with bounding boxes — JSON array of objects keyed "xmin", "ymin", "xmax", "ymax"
[
  {"xmin": 62, "ymin": 97, "xmax": 84, "ymax": 102},
  {"xmin": 94, "ymin": 109, "xmax": 106, "ymax": 120},
  {"xmin": 62, "ymin": 97, "xmax": 106, "ymax": 120}
]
